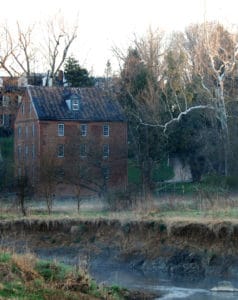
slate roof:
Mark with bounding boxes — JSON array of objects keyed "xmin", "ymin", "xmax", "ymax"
[{"xmin": 28, "ymin": 86, "xmax": 126, "ymax": 122}]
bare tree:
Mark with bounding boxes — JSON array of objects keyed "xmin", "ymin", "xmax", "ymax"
[
  {"xmin": 39, "ymin": 151, "xmax": 58, "ymax": 215},
  {"xmin": 65, "ymin": 135, "xmax": 111, "ymax": 204},
  {"xmin": 14, "ymin": 22, "xmax": 36, "ymax": 76},
  {"xmin": 42, "ymin": 13, "xmax": 78, "ymax": 84},
  {"xmin": 0, "ymin": 22, "xmax": 37, "ymax": 76},
  {"xmin": 184, "ymin": 22, "xmax": 238, "ymax": 175},
  {"xmin": 15, "ymin": 175, "xmax": 32, "ymax": 216},
  {"xmin": 0, "ymin": 15, "xmax": 78, "ymax": 81},
  {"xmin": 0, "ymin": 25, "xmax": 15, "ymax": 76},
  {"xmin": 116, "ymin": 24, "xmax": 238, "ymax": 179}
]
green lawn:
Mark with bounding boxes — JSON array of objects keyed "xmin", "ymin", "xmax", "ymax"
[
  {"xmin": 0, "ymin": 136, "xmax": 14, "ymax": 159},
  {"xmin": 128, "ymin": 159, "xmax": 174, "ymax": 185}
]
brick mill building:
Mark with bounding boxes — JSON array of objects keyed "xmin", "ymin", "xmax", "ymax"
[{"xmin": 14, "ymin": 86, "xmax": 127, "ymax": 196}]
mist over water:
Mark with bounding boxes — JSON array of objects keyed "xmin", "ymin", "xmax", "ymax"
[
  {"xmin": 90, "ymin": 264, "xmax": 238, "ymax": 300},
  {"xmin": 157, "ymin": 286, "xmax": 238, "ymax": 299}
]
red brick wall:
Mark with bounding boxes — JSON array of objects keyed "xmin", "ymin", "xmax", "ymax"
[
  {"xmin": 39, "ymin": 120, "xmax": 127, "ymax": 195},
  {"xmin": 14, "ymin": 93, "xmax": 40, "ymax": 182},
  {"xmin": 15, "ymin": 93, "xmax": 128, "ymax": 196}
]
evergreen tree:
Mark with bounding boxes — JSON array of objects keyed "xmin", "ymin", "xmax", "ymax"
[{"xmin": 64, "ymin": 56, "xmax": 94, "ymax": 87}]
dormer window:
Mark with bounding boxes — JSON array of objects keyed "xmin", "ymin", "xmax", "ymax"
[
  {"xmin": 72, "ymin": 98, "xmax": 79, "ymax": 110},
  {"xmin": 65, "ymin": 93, "xmax": 81, "ymax": 111},
  {"xmin": 71, "ymin": 94, "xmax": 80, "ymax": 111}
]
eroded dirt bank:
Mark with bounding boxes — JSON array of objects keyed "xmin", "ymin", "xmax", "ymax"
[{"xmin": 1, "ymin": 218, "xmax": 238, "ymax": 282}]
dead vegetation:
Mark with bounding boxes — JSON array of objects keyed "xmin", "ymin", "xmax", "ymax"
[{"xmin": 0, "ymin": 248, "xmax": 145, "ymax": 300}]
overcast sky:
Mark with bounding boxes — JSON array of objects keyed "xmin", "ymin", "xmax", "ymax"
[{"xmin": 1, "ymin": 0, "xmax": 238, "ymax": 75}]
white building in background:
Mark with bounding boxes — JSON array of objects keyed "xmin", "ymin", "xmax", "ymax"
[{"xmin": 167, "ymin": 156, "xmax": 192, "ymax": 183}]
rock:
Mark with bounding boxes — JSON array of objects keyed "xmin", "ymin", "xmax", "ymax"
[
  {"xmin": 167, "ymin": 249, "xmax": 205, "ymax": 281},
  {"xmin": 211, "ymin": 281, "xmax": 238, "ymax": 292},
  {"xmin": 121, "ymin": 289, "xmax": 161, "ymax": 299},
  {"xmin": 70, "ymin": 225, "xmax": 80, "ymax": 234}
]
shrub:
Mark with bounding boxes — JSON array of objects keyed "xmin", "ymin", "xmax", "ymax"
[
  {"xmin": 159, "ymin": 223, "xmax": 167, "ymax": 233},
  {"xmin": 225, "ymin": 176, "xmax": 238, "ymax": 189},
  {"xmin": 202, "ymin": 174, "xmax": 227, "ymax": 187},
  {"xmin": 152, "ymin": 161, "xmax": 174, "ymax": 182},
  {"xmin": 104, "ymin": 190, "xmax": 134, "ymax": 211},
  {"xmin": 0, "ymin": 252, "xmax": 11, "ymax": 263},
  {"xmin": 128, "ymin": 160, "xmax": 141, "ymax": 184},
  {"xmin": 35, "ymin": 260, "xmax": 70, "ymax": 281}
]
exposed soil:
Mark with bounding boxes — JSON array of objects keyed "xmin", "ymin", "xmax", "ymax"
[{"xmin": 1, "ymin": 218, "xmax": 238, "ymax": 284}]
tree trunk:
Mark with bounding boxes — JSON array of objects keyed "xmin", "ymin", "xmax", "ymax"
[
  {"xmin": 217, "ymin": 79, "xmax": 229, "ymax": 176},
  {"xmin": 19, "ymin": 195, "xmax": 27, "ymax": 216}
]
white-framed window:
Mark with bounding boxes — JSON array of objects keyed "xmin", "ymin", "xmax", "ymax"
[
  {"xmin": 58, "ymin": 123, "xmax": 64, "ymax": 136},
  {"xmin": 57, "ymin": 144, "xmax": 64, "ymax": 157},
  {"xmin": 103, "ymin": 124, "xmax": 109, "ymax": 137},
  {"xmin": 32, "ymin": 167, "xmax": 35, "ymax": 182},
  {"xmin": 32, "ymin": 144, "xmax": 35, "ymax": 159},
  {"xmin": 25, "ymin": 145, "xmax": 28, "ymax": 158},
  {"xmin": 103, "ymin": 144, "xmax": 109, "ymax": 158},
  {"xmin": 80, "ymin": 124, "xmax": 87, "ymax": 136},
  {"xmin": 18, "ymin": 126, "xmax": 22, "ymax": 138},
  {"xmin": 25, "ymin": 126, "xmax": 28, "ymax": 138},
  {"xmin": 72, "ymin": 99, "xmax": 79, "ymax": 110},
  {"xmin": 32, "ymin": 123, "xmax": 35, "ymax": 137},
  {"xmin": 17, "ymin": 145, "xmax": 22, "ymax": 159},
  {"xmin": 18, "ymin": 167, "xmax": 22, "ymax": 177},
  {"xmin": 18, "ymin": 95, "xmax": 22, "ymax": 104},
  {"xmin": 102, "ymin": 166, "xmax": 110, "ymax": 180},
  {"xmin": 80, "ymin": 144, "xmax": 87, "ymax": 157},
  {"xmin": 2, "ymin": 95, "xmax": 10, "ymax": 107},
  {"xmin": 3, "ymin": 115, "xmax": 9, "ymax": 127},
  {"xmin": 56, "ymin": 167, "xmax": 65, "ymax": 182},
  {"xmin": 21, "ymin": 103, "xmax": 24, "ymax": 115}
]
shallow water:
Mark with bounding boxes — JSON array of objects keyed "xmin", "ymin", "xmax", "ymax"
[
  {"xmin": 12, "ymin": 243, "xmax": 238, "ymax": 300},
  {"xmin": 157, "ymin": 286, "xmax": 238, "ymax": 299},
  {"xmin": 90, "ymin": 264, "xmax": 238, "ymax": 300}
]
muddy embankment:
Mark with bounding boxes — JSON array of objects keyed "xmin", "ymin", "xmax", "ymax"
[{"xmin": 1, "ymin": 218, "xmax": 238, "ymax": 282}]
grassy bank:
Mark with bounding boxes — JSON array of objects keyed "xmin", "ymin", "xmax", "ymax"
[
  {"xmin": 0, "ymin": 249, "xmax": 142, "ymax": 300},
  {"xmin": 1, "ymin": 192, "xmax": 238, "ymax": 223}
]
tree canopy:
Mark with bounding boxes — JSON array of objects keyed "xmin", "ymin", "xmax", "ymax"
[
  {"xmin": 64, "ymin": 56, "xmax": 94, "ymax": 87},
  {"xmin": 115, "ymin": 23, "xmax": 238, "ymax": 185}
]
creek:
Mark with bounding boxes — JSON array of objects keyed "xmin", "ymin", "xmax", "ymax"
[
  {"xmin": 2, "ymin": 218, "xmax": 238, "ymax": 299},
  {"xmin": 32, "ymin": 245, "xmax": 238, "ymax": 300}
]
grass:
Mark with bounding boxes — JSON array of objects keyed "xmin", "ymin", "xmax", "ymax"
[
  {"xmin": 128, "ymin": 160, "xmax": 141, "ymax": 184},
  {"xmin": 35, "ymin": 260, "xmax": 72, "ymax": 282},
  {"xmin": 152, "ymin": 160, "xmax": 174, "ymax": 182},
  {"xmin": 0, "ymin": 250, "xmax": 129, "ymax": 300},
  {"xmin": 128, "ymin": 159, "xmax": 174, "ymax": 185},
  {"xmin": 2, "ymin": 198, "xmax": 238, "ymax": 223},
  {"xmin": 0, "ymin": 136, "xmax": 14, "ymax": 160},
  {"xmin": 1, "ymin": 176, "xmax": 238, "ymax": 222}
]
